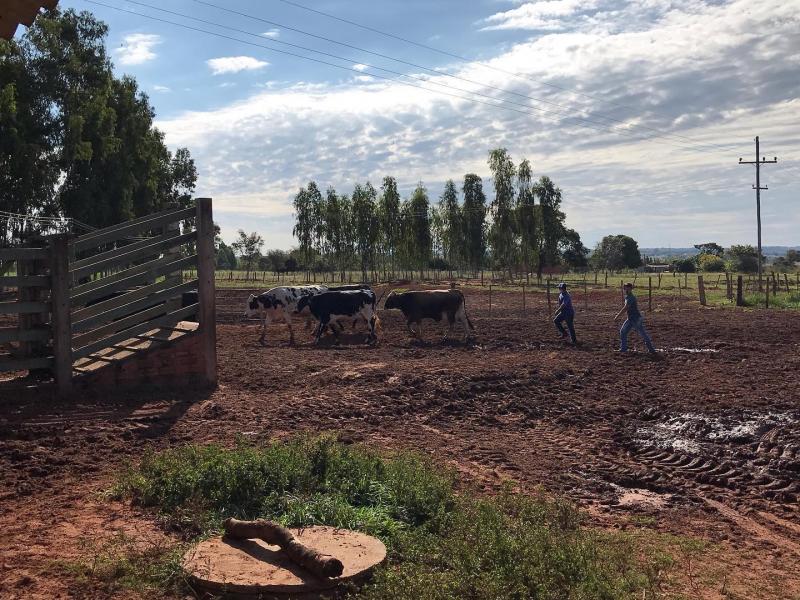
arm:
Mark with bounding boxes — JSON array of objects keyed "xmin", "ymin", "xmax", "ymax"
[{"xmin": 614, "ymin": 301, "xmax": 627, "ymax": 321}]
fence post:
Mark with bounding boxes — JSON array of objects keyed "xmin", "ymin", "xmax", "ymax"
[
  {"xmin": 50, "ymin": 234, "xmax": 73, "ymax": 396},
  {"xmin": 522, "ymin": 284, "xmax": 526, "ymax": 315},
  {"xmin": 698, "ymin": 275, "xmax": 706, "ymax": 306},
  {"xmin": 784, "ymin": 273, "xmax": 791, "ymax": 294},
  {"xmin": 488, "ymin": 284, "xmax": 492, "ymax": 317},
  {"xmin": 196, "ymin": 198, "xmax": 217, "ymax": 387},
  {"xmin": 765, "ymin": 278, "xmax": 769, "ymax": 309},
  {"xmin": 584, "ymin": 279, "xmax": 588, "ymax": 311},
  {"xmin": 649, "ymin": 277, "xmax": 653, "ymax": 312},
  {"xmin": 604, "ymin": 272, "xmax": 608, "ymax": 288},
  {"xmin": 736, "ymin": 275, "xmax": 744, "ymax": 306}
]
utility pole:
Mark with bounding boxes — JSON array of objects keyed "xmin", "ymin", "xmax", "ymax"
[{"xmin": 739, "ymin": 136, "xmax": 777, "ymax": 292}]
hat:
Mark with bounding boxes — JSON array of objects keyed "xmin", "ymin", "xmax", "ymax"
[
  {"xmin": 557, "ymin": 282, "xmax": 567, "ymax": 290},
  {"xmin": 623, "ymin": 282, "xmax": 634, "ymax": 288}
]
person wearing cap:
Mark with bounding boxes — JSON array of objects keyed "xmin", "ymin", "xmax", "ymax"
[
  {"xmin": 614, "ymin": 282, "xmax": 656, "ymax": 354},
  {"xmin": 552, "ymin": 282, "xmax": 577, "ymax": 345}
]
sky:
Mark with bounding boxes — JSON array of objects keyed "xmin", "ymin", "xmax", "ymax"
[{"xmin": 59, "ymin": 0, "xmax": 800, "ymax": 250}]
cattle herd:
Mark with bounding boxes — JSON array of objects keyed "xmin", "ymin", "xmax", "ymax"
[{"xmin": 244, "ymin": 285, "xmax": 476, "ymax": 346}]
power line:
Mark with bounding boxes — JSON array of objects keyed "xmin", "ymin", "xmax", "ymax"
[
  {"xmin": 85, "ymin": 0, "xmax": 728, "ymax": 155},
  {"xmin": 273, "ymin": 0, "xmax": 741, "ymax": 153},
  {"xmin": 184, "ymin": 0, "xmax": 728, "ymax": 154}
]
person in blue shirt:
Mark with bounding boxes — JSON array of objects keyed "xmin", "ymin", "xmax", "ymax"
[
  {"xmin": 614, "ymin": 282, "xmax": 656, "ymax": 354},
  {"xmin": 553, "ymin": 282, "xmax": 577, "ymax": 345}
]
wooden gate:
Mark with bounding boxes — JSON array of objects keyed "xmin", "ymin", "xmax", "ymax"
[{"xmin": 0, "ymin": 198, "xmax": 216, "ymax": 394}]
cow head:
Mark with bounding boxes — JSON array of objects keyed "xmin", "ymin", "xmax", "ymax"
[
  {"xmin": 296, "ymin": 295, "xmax": 312, "ymax": 313},
  {"xmin": 384, "ymin": 291, "xmax": 400, "ymax": 310},
  {"xmin": 243, "ymin": 294, "xmax": 261, "ymax": 318}
]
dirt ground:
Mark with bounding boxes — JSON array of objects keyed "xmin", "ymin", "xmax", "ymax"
[{"xmin": 1, "ymin": 285, "xmax": 799, "ymax": 599}]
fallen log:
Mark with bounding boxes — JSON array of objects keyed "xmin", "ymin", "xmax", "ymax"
[{"xmin": 223, "ymin": 517, "xmax": 344, "ymax": 578}]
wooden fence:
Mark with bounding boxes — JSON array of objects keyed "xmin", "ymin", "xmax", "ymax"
[{"xmin": 0, "ymin": 198, "xmax": 216, "ymax": 394}]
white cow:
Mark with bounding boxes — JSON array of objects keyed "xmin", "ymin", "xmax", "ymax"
[{"xmin": 244, "ymin": 285, "xmax": 327, "ymax": 345}]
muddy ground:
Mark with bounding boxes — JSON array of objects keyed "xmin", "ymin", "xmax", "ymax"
[{"xmin": 1, "ymin": 285, "xmax": 799, "ymax": 599}]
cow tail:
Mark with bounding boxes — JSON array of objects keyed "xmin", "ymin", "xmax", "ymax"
[{"xmin": 462, "ymin": 293, "xmax": 476, "ymax": 331}]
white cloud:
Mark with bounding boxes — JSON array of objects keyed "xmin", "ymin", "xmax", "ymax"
[
  {"xmin": 158, "ymin": 0, "xmax": 800, "ymax": 248},
  {"xmin": 353, "ymin": 75, "xmax": 375, "ymax": 82},
  {"xmin": 482, "ymin": 0, "xmax": 595, "ymax": 31},
  {"xmin": 206, "ymin": 56, "xmax": 270, "ymax": 75},
  {"xmin": 152, "ymin": 85, "xmax": 171, "ymax": 93},
  {"xmin": 114, "ymin": 33, "xmax": 161, "ymax": 66},
  {"xmin": 261, "ymin": 28, "xmax": 280, "ymax": 38},
  {"xmin": 352, "ymin": 63, "xmax": 369, "ymax": 72}
]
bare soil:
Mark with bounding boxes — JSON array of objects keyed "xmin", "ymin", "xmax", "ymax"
[{"xmin": 1, "ymin": 284, "xmax": 799, "ymax": 599}]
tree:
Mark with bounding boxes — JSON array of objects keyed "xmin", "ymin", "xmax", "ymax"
[
  {"xmin": 461, "ymin": 174, "xmax": 487, "ymax": 274},
  {"xmin": 773, "ymin": 249, "xmax": 799, "ymax": 272},
  {"xmin": 231, "ymin": 230, "xmax": 264, "ymax": 278},
  {"xmin": 516, "ymin": 159, "xmax": 537, "ymax": 281},
  {"xmin": 488, "ymin": 148, "xmax": 517, "ymax": 277},
  {"xmin": 293, "ymin": 182, "xmax": 322, "ymax": 280},
  {"xmin": 536, "ymin": 176, "xmax": 566, "ymax": 276},
  {"xmin": 560, "ymin": 229, "xmax": 589, "ymax": 269},
  {"xmin": 694, "ymin": 242, "xmax": 724, "ymax": 257},
  {"xmin": 726, "ymin": 245, "xmax": 762, "ymax": 273},
  {"xmin": 321, "ymin": 187, "xmax": 352, "ymax": 281},
  {"xmin": 351, "ymin": 182, "xmax": 379, "ymax": 281},
  {"xmin": 407, "ymin": 184, "xmax": 432, "ymax": 278},
  {"xmin": 438, "ymin": 179, "xmax": 462, "ymax": 271},
  {"xmin": 0, "ymin": 8, "xmax": 197, "ymax": 237},
  {"xmin": 378, "ymin": 176, "xmax": 401, "ymax": 277},
  {"xmin": 698, "ymin": 253, "xmax": 725, "ymax": 272},
  {"xmin": 672, "ymin": 257, "xmax": 696, "ymax": 273},
  {"xmin": 591, "ymin": 235, "xmax": 642, "ymax": 270}
]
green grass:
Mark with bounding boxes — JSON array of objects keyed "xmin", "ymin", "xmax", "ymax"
[{"xmin": 95, "ymin": 435, "xmax": 682, "ymax": 599}]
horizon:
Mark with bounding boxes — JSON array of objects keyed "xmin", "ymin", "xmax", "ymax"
[{"xmin": 55, "ymin": 0, "xmax": 799, "ymax": 250}]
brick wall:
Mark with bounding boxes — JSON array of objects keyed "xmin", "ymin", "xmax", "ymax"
[{"xmin": 75, "ymin": 332, "xmax": 207, "ymax": 390}]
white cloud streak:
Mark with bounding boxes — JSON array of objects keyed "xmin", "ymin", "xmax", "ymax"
[
  {"xmin": 114, "ymin": 33, "xmax": 161, "ymax": 66},
  {"xmin": 206, "ymin": 56, "xmax": 270, "ymax": 75}
]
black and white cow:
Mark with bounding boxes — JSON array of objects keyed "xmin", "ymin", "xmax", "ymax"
[
  {"xmin": 383, "ymin": 289, "xmax": 475, "ymax": 342},
  {"xmin": 297, "ymin": 289, "xmax": 378, "ymax": 345},
  {"xmin": 244, "ymin": 285, "xmax": 327, "ymax": 345}
]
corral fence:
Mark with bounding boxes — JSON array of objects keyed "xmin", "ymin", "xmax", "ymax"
[{"xmin": 0, "ymin": 198, "xmax": 217, "ymax": 394}]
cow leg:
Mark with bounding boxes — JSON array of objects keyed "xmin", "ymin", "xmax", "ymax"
[
  {"xmin": 406, "ymin": 320, "xmax": 418, "ymax": 338},
  {"xmin": 314, "ymin": 319, "xmax": 329, "ymax": 345},
  {"xmin": 259, "ymin": 314, "xmax": 270, "ymax": 346},
  {"xmin": 283, "ymin": 310, "xmax": 295, "ymax": 345},
  {"xmin": 443, "ymin": 311, "xmax": 455, "ymax": 341}
]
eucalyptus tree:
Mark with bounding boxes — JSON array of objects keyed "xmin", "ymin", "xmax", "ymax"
[
  {"xmin": 461, "ymin": 174, "xmax": 487, "ymax": 276},
  {"xmin": 231, "ymin": 230, "xmax": 264, "ymax": 279},
  {"xmin": 488, "ymin": 148, "xmax": 518, "ymax": 279},
  {"xmin": 407, "ymin": 184, "xmax": 432, "ymax": 279},
  {"xmin": 516, "ymin": 159, "xmax": 537, "ymax": 282},
  {"xmin": 292, "ymin": 185, "xmax": 313, "ymax": 279},
  {"xmin": 438, "ymin": 179, "xmax": 462, "ymax": 272},
  {"xmin": 535, "ymin": 175, "xmax": 565, "ymax": 277},
  {"xmin": 378, "ymin": 176, "xmax": 401, "ymax": 276},
  {"xmin": 320, "ymin": 187, "xmax": 353, "ymax": 281},
  {"xmin": 351, "ymin": 182, "xmax": 379, "ymax": 282}
]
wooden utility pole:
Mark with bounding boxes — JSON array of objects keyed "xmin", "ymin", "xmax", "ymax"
[
  {"xmin": 739, "ymin": 137, "xmax": 778, "ymax": 292},
  {"xmin": 196, "ymin": 198, "xmax": 217, "ymax": 387}
]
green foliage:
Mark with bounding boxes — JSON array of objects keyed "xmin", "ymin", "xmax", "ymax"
[
  {"xmin": 378, "ymin": 176, "xmax": 402, "ymax": 272},
  {"xmin": 231, "ymin": 230, "xmax": 264, "ymax": 277},
  {"xmin": 0, "ymin": 8, "xmax": 196, "ymax": 237},
  {"xmin": 462, "ymin": 173, "xmax": 488, "ymax": 272},
  {"xmin": 773, "ymin": 249, "xmax": 799, "ymax": 272},
  {"xmin": 591, "ymin": 235, "xmax": 642, "ymax": 270},
  {"xmin": 672, "ymin": 257, "xmax": 697, "ymax": 273},
  {"xmin": 406, "ymin": 185, "xmax": 432, "ymax": 272},
  {"xmin": 488, "ymin": 148, "xmax": 517, "ymax": 273},
  {"xmin": 693, "ymin": 242, "xmax": 724, "ymax": 257},
  {"xmin": 536, "ymin": 175, "xmax": 567, "ymax": 276},
  {"xmin": 438, "ymin": 179, "xmax": 462, "ymax": 269},
  {"xmin": 516, "ymin": 159, "xmax": 537, "ymax": 274},
  {"xmin": 560, "ymin": 228, "xmax": 589, "ymax": 269},
  {"xmin": 697, "ymin": 253, "xmax": 725, "ymax": 272},
  {"xmin": 351, "ymin": 182, "xmax": 380, "ymax": 279},
  {"xmin": 113, "ymin": 437, "xmax": 671, "ymax": 600},
  {"xmin": 726, "ymin": 245, "xmax": 761, "ymax": 273}
]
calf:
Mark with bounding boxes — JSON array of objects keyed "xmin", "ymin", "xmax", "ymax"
[
  {"xmin": 384, "ymin": 289, "xmax": 475, "ymax": 342},
  {"xmin": 244, "ymin": 285, "xmax": 327, "ymax": 345},
  {"xmin": 297, "ymin": 289, "xmax": 378, "ymax": 345}
]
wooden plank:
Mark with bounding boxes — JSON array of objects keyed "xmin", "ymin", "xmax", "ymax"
[
  {"xmin": 70, "ymin": 255, "xmax": 197, "ymax": 306},
  {"xmin": 71, "ymin": 230, "xmax": 197, "ymax": 278},
  {"xmin": 70, "ymin": 256, "xmax": 175, "ymax": 300},
  {"xmin": 72, "ymin": 303, "xmax": 173, "ymax": 348},
  {"xmin": 196, "ymin": 198, "xmax": 217, "ymax": 386},
  {"xmin": 0, "ymin": 247, "xmax": 49, "ymax": 261},
  {"xmin": 72, "ymin": 303, "xmax": 200, "ymax": 360},
  {"xmin": 50, "ymin": 235, "xmax": 73, "ymax": 395},
  {"xmin": 71, "ymin": 230, "xmax": 176, "ymax": 270},
  {"xmin": 72, "ymin": 206, "xmax": 195, "ymax": 253},
  {"xmin": 0, "ymin": 326, "xmax": 50, "ymax": 344},
  {"xmin": 0, "ymin": 275, "xmax": 51, "ymax": 287},
  {"xmin": 0, "ymin": 355, "xmax": 53, "ymax": 373},
  {"xmin": 72, "ymin": 278, "xmax": 178, "ymax": 323},
  {"xmin": 72, "ymin": 279, "xmax": 198, "ymax": 333},
  {"xmin": 0, "ymin": 300, "xmax": 49, "ymax": 314}
]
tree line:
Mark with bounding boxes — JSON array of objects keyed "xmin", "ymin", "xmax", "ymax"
[{"xmin": 287, "ymin": 149, "xmax": 589, "ymax": 282}]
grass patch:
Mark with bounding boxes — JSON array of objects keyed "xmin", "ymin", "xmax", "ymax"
[{"xmin": 105, "ymin": 435, "xmax": 676, "ymax": 599}]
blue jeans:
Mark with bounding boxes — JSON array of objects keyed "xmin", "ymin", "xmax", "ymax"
[
  {"xmin": 620, "ymin": 317, "xmax": 655, "ymax": 352},
  {"xmin": 554, "ymin": 313, "xmax": 577, "ymax": 344}
]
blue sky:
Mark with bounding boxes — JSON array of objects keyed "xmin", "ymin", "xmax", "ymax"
[{"xmin": 61, "ymin": 0, "xmax": 800, "ymax": 250}]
